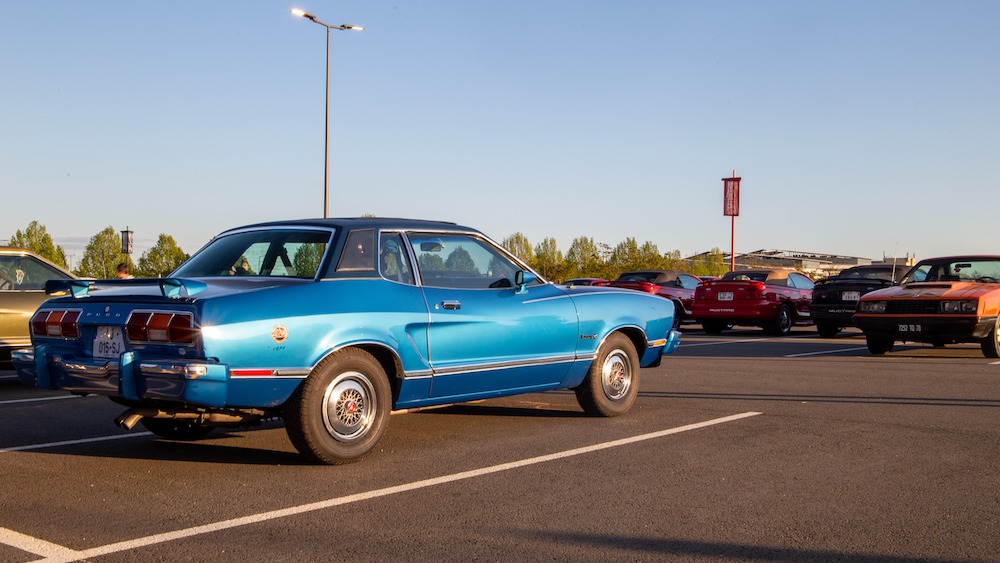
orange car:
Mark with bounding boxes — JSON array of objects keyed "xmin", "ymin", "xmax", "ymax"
[{"xmin": 854, "ymin": 255, "xmax": 1000, "ymax": 357}]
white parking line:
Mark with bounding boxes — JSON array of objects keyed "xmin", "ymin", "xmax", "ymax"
[
  {"xmin": 785, "ymin": 346, "xmax": 870, "ymax": 358},
  {"xmin": 682, "ymin": 338, "xmax": 772, "ymax": 347},
  {"xmin": 4, "ymin": 411, "xmax": 762, "ymax": 562},
  {"xmin": 0, "ymin": 528, "xmax": 73, "ymax": 560},
  {"xmin": 1, "ymin": 432, "xmax": 152, "ymax": 453},
  {"xmin": 0, "ymin": 395, "xmax": 82, "ymax": 406}
]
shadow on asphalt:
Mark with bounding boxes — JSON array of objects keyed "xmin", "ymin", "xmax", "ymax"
[{"xmin": 640, "ymin": 390, "xmax": 1000, "ymax": 409}]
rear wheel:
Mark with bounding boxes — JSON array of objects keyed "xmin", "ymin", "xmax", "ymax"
[
  {"xmin": 866, "ymin": 335, "xmax": 895, "ymax": 355},
  {"xmin": 575, "ymin": 333, "xmax": 639, "ymax": 417},
  {"xmin": 141, "ymin": 418, "xmax": 214, "ymax": 441},
  {"xmin": 765, "ymin": 304, "xmax": 793, "ymax": 336},
  {"xmin": 815, "ymin": 322, "xmax": 840, "ymax": 338},
  {"xmin": 702, "ymin": 321, "xmax": 727, "ymax": 335},
  {"xmin": 981, "ymin": 317, "xmax": 1000, "ymax": 358},
  {"xmin": 285, "ymin": 348, "xmax": 391, "ymax": 465}
]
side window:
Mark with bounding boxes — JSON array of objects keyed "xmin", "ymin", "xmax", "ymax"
[
  {"xmin": 678, "ymin": 274, "xmax": 700, "ymax": 290},
  {"xmin": 336, "ymin": 229, "xmax": 376, "ymax": 272},
  {"xmin": 379, "ymin": 233, "xmax": 415, "ymax": 285},
  {"xmin": 0, "ymin": 255, "xmax": 72, "ymax": 290},
  {"xmin": 409, "ymin": 233, "xmax": 521, "ymax": 289},
  {"xmin": 789, "ymin": 273, "xmax": 814, "ymax": 289}
]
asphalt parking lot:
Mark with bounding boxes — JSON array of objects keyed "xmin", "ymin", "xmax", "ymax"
[{"xmin": 2, "ymin": 327, "xmax": 998, "ymax": 562}]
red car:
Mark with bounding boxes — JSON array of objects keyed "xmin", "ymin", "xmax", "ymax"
[
  {"xmin": 607, "ymin": 270, "xmax": 703, "ymax": 329},
  {"xmin": 562, "ymin": 278, "xmax": 609, "ymax": 287},
  {"xmin": 692, "ymin": 269, "xmax": 814, "ymax": 335}
]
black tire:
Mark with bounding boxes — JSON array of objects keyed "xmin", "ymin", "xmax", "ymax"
[
  {"xmin": 575, "ymin": 332, "xmax": 639, "ymax": 417},
  {"xmin": 981, "ymin": 317, "xmax": 1000, "ymax": 358},
  {"xmin": 140, "ymin": 418, "xmax": 214, "ymax": 441},
  {"xmin": 866, "ymin": 335, "xmax": 895, "ymax": 355},
  {"xmin": 670, "ymin": 301, "xmax": 683, "ymax": 330},
  {"xmin": 284, "ymin": 348, "xmax": 391, "ymax": 465},
  {"xmin": 765, "ymin": 304, "xmax": 793, "ymax": 336},
  {"xmin": 816, "ymin": 322, "xmax": 840, "ymax": 339},
  {"xmin": 702, "ymin": 321, "xmax": 727, "ymax": 335}
]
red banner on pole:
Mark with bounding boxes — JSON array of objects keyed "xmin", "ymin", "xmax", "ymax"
[{"xmin": 723, "ymin": 176, "xmax": 741, "ymax": 217}]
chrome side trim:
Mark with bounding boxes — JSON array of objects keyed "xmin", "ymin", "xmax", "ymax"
[{"xmin": 430, "ymin": 354, "xmax": 579, "ymax": 377}]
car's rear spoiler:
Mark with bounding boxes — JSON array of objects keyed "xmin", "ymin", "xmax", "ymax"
[{"xmin": 45, "ymin": 278, "xmax": 208, "ymax": 299}]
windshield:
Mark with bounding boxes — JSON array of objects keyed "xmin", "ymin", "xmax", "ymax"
[
  {"xmin": 901, "ymin": 258, "xmax": 1000, "ymax": 284},
  {"xmin": 172, "ymin": 229, "xmax": 334, "ymax": 279},
  {"xmin": 839, "ymin": 267, "xmax": 897, "ymax": 281}
]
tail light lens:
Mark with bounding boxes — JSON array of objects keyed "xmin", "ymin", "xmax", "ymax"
[
  {"xmin": 639, "ymin": 282, "xmax": 659, "ymax": 294},
  {"xmin": 30, "ymin": 310, "xmax": 82, "ymax": 339},
  {"xmin": 745, "ymin": 281, "xmax": 767, "ymax": 299},
  {"xmin": 126, "ymin": 311, "xmax": 196, "ymax": 345}
]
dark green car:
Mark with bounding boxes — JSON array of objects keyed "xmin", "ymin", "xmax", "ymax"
[{"xmin": 0, "ymin": 247, "xmax": 75, "ymax": 366}]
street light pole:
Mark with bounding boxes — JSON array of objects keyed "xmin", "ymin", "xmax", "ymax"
[{"xmin": 290, "ymin": 9, "xmax": 363, "ymax": 218}]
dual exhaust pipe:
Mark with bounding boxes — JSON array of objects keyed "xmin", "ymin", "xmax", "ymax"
[{"xmin": 115, "ymin": 407, "xmax": 256, "ymax": 430}]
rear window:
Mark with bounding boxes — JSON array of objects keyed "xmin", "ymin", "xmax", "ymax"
[{"xmin": 172, "ymin": 229, "xmax": 333, "ymax": 278}]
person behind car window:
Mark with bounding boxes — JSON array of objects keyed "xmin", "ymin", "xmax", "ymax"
[{"xmin": 231, "ymin": 256, "xmax": 253, "ymax": 276}]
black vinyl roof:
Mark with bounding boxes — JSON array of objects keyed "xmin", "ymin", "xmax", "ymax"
[{"xmin": 220, "ymin": 217, "xmax": 473, "ymax": 235}]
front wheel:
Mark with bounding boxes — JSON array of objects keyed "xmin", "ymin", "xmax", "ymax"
[
  {"xmin": 981, "ymin": 317, "xmax": 1000, "ymax": 358},
  {"xmin": 284, "ymin": 348, "xmax": 391, "ymax": 465},
  {"xmin": 815, "ymin": 322, "xmax": 840, "ymax": 339},
  {"xmin": 575, "ymin": 333, "xmax": 639, "ymax": 417},
  {"xmin": 866, "ymin": 335, "xmax": 895, "ymax": 355},
  {"xmin": 670, "ymin": 301, "xmax": 683, "ymax": 330}
]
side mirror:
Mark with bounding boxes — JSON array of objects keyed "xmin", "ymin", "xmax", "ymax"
[{"xmin": 514, "ymin": 270, "xmax": 536, "ymax": 295}]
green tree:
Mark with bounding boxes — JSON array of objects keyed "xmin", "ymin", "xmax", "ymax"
[
  {"xmin": 637, "ymin": 241, "xmax": 663, "ymax": 270},
  {"xmin": 693, "ymin": 247, "xmax": 727, "ymax": 277},
  {"xmin": 533, "ymin": 237, "xmax": 565, "ymax": 281},
  {"xmin": 565, "ymin": 236, "xmax": 602, "ymax": 280},
  {"xmin": 418, "ymin": 253, "xmax": 446, "ymax": 272},
  {"xmin": 609, "ymin": 237, "xmax": 643, "ymax": 276},
  {"xmin": 76, "ymin": 226, "xmax": 132, "ymax": 278},
  {"xmin": 9, "ymin": 221, "xmax": 68, "ymax": 268},
  {"xmin": 135, "ymin": 234, "xmax": 188, "ymax": 278},
  {"xmin": 292, "ymin": 243, "xmax": 325, "ymax": 278},
  {"xmin": 444, "ymin": 247, "xmax": 479, "ymax": 274},
  {"xmin": 500, "ymin": 232, "xmax": 534, "ymax": 267}
]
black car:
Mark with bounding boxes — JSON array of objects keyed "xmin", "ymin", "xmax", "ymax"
[{"xmin": 811, "ymin": 264, "xmax": 909, "ymax": 337}]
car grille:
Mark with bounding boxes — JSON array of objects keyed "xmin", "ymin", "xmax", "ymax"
[{"xmin": 885, "ymin": 300, "xmax": 939, "ymax": 314}]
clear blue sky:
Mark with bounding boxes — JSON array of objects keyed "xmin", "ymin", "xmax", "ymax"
[{"xmin": 2, "ymin": 1, "xmax": 998, "ymax": 267}]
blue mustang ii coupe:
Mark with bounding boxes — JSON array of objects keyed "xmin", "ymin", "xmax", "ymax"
[{"xmin": 14, "ymin": 218, "xmax": 680, "ymax": 464}]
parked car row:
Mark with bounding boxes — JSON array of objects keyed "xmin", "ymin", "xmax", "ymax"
[
  {"xmin": 6, "ymin": 221, "xmax": 1000, "ymax": 466},
  {"xmin": 571, "ymin": 256, "xmax": 1000, "ymax": 360}
]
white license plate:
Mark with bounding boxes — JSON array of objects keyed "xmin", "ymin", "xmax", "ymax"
[
  {"xmin": 898, "ymin": 324, "xmax": 922, "ymax": 334},
  {"xmin": 842, "ymin": 291, "xmax": 861, "ymax": 301},
  {"xmin": 718, "ymin": 292, "xmax": 734, "ymax": 301},
  {"xmin": 93, "ymin": 326, "xmax": 126, "ymax": 359}
]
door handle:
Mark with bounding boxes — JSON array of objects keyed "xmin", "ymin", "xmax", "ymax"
[{"xmin": 441, "ymin": 300, "xmax": 461, "ymax": 310}]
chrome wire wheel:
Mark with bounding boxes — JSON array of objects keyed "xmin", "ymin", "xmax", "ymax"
[
  {"xmin": 600, "ymin": 347, "xmax": 633, "ymax": 402},
  {"xmin": 322, "ymin": 371, "xmax": 377, "ymax": 442},
  {"xmin": 576, "ymin": 332, "xmax": 640, "ymax": 417}
]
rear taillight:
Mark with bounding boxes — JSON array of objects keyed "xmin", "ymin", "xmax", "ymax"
[
  {"xmin": 126, "ymin": 311, "xmax": 196, "ymax": 345},
  {"xmin": 31, "ymin": 309, "xmax": 82, "ymax": 339},
  {"xmin": 745, "ymin": 281, "xmax": 767, "ymax": 299},
  {"xmin": 640, "ymin": 282, "xmax": 659, "ymax": 294}
]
